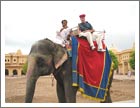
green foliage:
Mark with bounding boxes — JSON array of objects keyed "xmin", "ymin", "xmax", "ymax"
[
  {"xmin": 129, "ymin": 51, "xmax": 135, "ymax": 70},
  {"xmin": 22, "ymin": 62, "xmax": 28, "ymax": 75},
  {"xmin": 109, "ymin": 50, "xmax": 119, "ymax": 70}
]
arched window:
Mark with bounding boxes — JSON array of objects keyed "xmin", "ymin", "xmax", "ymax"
[
  {"xmin": 13, "ymin": 69, "xmax": 18, "ymax": 76},
  {"xmin": 5, "ymin": 69, "xmax": 9, "ymax": 76},
  {"xmin": 21, "ymin": 70, "xmax": 25, "ymax": 75}
]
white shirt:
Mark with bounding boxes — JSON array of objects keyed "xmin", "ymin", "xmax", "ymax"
[
  {"xmin": 55, "ymin": 27, "xmax": 71, "ymax": 46},
  {"xmin": 56, "ymin": 27, "xmax": 71, "ymax": 40}
]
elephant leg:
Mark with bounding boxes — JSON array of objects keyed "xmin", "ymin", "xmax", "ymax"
[
  {"xmin": 105, "ymin": 90, "xmax": 112, "ymax": 103},
  {"xmin": 100, "ymin": 90, "xmax": 112, "ymax": 103},
  {"xmin": 56, "ymin": 82, "xmax": 66, "ymax": 103},
  {"xmin": 63, "ymin": 76, "xmax": 78, "ymax": 103}
]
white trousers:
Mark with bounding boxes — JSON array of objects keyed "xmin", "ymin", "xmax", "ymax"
[{"xmin": 79, "ymin": 32, "xmax": 104, "ymax": 50}]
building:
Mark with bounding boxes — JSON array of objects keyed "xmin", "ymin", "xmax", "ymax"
[
  {"xmin": 5, "ymin": 43, "xmax": 135, "ymax": 76},
  {"xmin": 109, "ymin": 43, "xmax": 135, "ymax": 75},
  {"xmin": 5, "ymin": 49, "xmax": 28, "ymax": 76}
]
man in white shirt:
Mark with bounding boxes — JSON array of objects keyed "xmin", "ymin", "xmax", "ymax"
[{"xmin": 56, "ymin": 20, "xmax": 71, "ymax": 47}]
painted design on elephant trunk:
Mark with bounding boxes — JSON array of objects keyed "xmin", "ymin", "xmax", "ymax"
[
  {"xmin": 55, "ymin": 52, "xmax": 68, "ymax": 69},
  {"xmin": 26, "ymin": 56, "xmax": 36, "ymax": 79}
]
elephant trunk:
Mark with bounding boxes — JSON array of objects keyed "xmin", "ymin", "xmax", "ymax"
[
  {"xmin": 25, "ymin": 77, "xmax": 38, "ymax": 102},
  {"xmin": 25, "ymin": 56, "xmax": 38, "ymax": 103}
]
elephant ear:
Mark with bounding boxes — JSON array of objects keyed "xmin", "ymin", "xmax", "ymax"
[{"xmin": 53, "ymin": 45, "xmax": 68, "ymax": 69}]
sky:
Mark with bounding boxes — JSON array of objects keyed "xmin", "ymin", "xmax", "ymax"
[{"xmin": 2, "ymin": 1, "xmax": 139, "ymax": 54}]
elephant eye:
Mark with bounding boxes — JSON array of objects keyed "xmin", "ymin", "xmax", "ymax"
[{"xmin": 37, "ymin": 57, "xmax": 46, "ymax": 67}]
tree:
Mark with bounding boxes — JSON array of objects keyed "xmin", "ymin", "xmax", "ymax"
[
  {"xmin": 109, "ymin": 50, "xmax": 119, "ymax": 70},
  {"xmin": 22, "ymin": 62, "xmax": 28, "ymax": 75},
  {"xmin": 129, "ymin": 51, "xmax": 135, "ymax": 70}
]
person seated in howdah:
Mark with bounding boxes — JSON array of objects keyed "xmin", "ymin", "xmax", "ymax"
[{"xmin": 78, "ymin": 14, "xmax": 106, "ymax": 52}]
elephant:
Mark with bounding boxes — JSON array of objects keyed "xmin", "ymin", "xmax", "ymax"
[{"xmin": 25, "ymin": 38, "xmax": 113, "ymax": 103}]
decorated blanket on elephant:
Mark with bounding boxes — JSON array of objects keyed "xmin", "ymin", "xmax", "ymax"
[{"xmin": 71, "ymin": 36, "xmax": 113, "ymax": 101}]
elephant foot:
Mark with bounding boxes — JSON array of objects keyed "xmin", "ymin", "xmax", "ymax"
[
  {"xmin": 100, "ymin": 100, "xmax": 112, "ymax": 103},
  {"xmin": 100, "ymin": 96, "xmax": 112, "ymax": 103}
]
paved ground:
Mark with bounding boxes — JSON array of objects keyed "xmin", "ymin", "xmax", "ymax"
[
  {"xmin": 5, "ymin": 74, "xmax": 135, "ymax": 103},
  {"xmin": 113, "ymin": 74, "xmax": 135, "ymax": 103},
  {"xmin": 113, "ymin": 74, "xmax": 135, "ymax": 80},
  {"xmin": 113, "ymin": 99, "xmax": 135, "ymax": 103}
]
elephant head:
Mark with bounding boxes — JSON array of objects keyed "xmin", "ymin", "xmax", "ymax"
[{"xmin": 25, "ymin": 38, "xmax": 68, "ymax": 102}]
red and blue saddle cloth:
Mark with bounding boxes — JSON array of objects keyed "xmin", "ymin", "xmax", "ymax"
[{"xmin": 71, "ymin": 36, "xmax": 113, "ymax": 102}]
